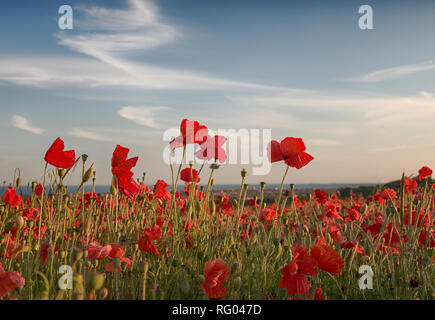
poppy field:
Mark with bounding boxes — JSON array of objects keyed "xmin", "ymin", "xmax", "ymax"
[{"xmin": 0, "ymin": 119, "xmax": 434, "ymax": 301}]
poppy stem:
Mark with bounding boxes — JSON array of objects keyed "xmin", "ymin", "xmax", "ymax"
[
  {"xmin": 37, "ymin": 162, "xmax": 48, "ymax": 248},
  {"xmin": 276, "ymin": 166, "xmax": 289, "ymax": 213}
]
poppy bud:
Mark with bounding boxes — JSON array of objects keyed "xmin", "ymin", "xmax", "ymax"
[
  {"xmin": 58, "ymin": 169, "xmax": 65, "ymax": 179},
  {"xmin": 110, "ymin": 184, "xmax": 117, "ymax": 195},
  {"xmin": 260, "ymin": 181, "xmax": 266, "ymax": 189},
  {"xmin": 211, "ymin": 178, "xmax": 215, "ymax": 186},
  {"xmin": 16, "ymin": 177, "xmax": 21, "ymax": 188},
  {"xmin": 82, "ymin": 166, "xmax": 94, "ymax": 183},
  {"xmin": 82, "ymin": 154, "xmax": 88, "ymax": 163},
  {"xmin": 16, "ymin": 215, "xmax": 25, "ymax": 229}
]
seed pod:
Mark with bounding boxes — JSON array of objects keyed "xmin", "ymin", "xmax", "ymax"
[
  {"xmin": 241, "ymin": 168, "xmax": 247, "ymax": 178},
  {"xmin": 112, "ymin": 257, "xmax": 121, "ymax": 269},
  {"xmin": 86, "ymin": 271, "xmax": 105, "ymax": 291}
]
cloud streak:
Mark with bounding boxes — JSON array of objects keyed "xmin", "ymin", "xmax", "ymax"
[
  {"xmin": 348, "ymin": 61, "xmax": 435, "ymax": 83},
  {"xmin": 118, "ymin": 106, "xmax": 169, "ymax": 128},
  {"xmin": 11, "ymin": 115, "xmax": 45, "ymax": 134}
]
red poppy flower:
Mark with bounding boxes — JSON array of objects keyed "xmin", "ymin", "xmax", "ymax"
[
  {"xmin": 121, "ymin": 178, "xmax": 141, "ymax": 199},
  {"xmin": 201, "ymin": 258, "xmax": 230, "ymax": 300},
  {"xmin": 268, "ymin": 137, "xmax": 314, "ymax": 169},
  {"xmin": 404, "ymin": 177, "xmax": 417, "ymax": 195},
  {"xmin": 111, "ymin": 145, "xmax": 138, "ymax": 189},
  {"xmin": 138, "ymin": 224, "xmax": 163, "ymax": 256},
  {"xmin": 35, "ymin": 184, "xmax": 45, "ymax": 197},
  {"xmin": 170, "ymin": 119, "xmax": 208, "ymax": 150},
  {"xmin": 340, "ymin": 241, "xmax": 365, "ymax": 256},
  {"xmin": 44, "ymin": 137, "xmax": 76, "ymax": 169},
  {"xmin": 87, "ymin": 242, "xmax": 112, "ymax": 260},
  {"xmin": 310, "ymin": 244, "xmax": 344, "ymax": 275},
  {"xmin": 180, "ymin": 168, "xmax": 200, "ymax": 183},
  {"xmin": 195, "ymin": 135, "xmax": 227, "ymax": 164},
  {"xmin": 279, "ymin": 245, "xmax": 318, "ymax": 296},
  {"xmin": 418, "ymin": 166, "xmax": 432, "ymax": 180},
  {"xmin": 381, "ymin": 189, "xmax": 397, "ymax": 201},
  {"xmin": 0, "ymin": 262, "xmax": 25, "ymax": 298},
  {"xmin": 108, "ymin": 243, "xmax": 125, "ymax": 259},
  {"xmin": 153, "ymin": 180, "xmax": 172, "ymax": 201},
  {"xmin": 3, "ymin": 187, "xmax": 22, "ymax": 207}
]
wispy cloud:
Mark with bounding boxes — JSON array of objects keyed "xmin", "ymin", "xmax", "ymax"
[
  {"xmin": 347, "ymin": 61, "xmax": 435, "ymax": 83},
  {"xmin": 231, "ymin": 91, "xmax": 435, "ymax": 128},
  {"xmin": 67, "ymin": 128, "xmax": 115, "ymax": 142},
  {"xmin": 11, "ymin": 115, "xmax": 45, "ymax": 134},
  {"xmin": 118, "ymin": 106, "xmax": 169, "ymax": 128}
]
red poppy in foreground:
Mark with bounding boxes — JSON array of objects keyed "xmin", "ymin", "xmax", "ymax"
[
  {"xmin": 111, "ymin": 145, "xmax": 141, "ymax": 198},
  {"xmin": 310, "ymin": 243, "xmax": 344, "ymax": 275},
  {"xmin": 0, "ymin": 262, "xmax": 25, "ymax": 298},
  {"xmin": 44, "ymin": 137, "xmax": 76, "ymax": 169},
  {"xmin": 3, "ymin": 187, "xmax": 22, "ymax": 207},
  {"xmin": 153, "ymin": 180, "xmax": 172, "ymax": 201},
  {"xmin": 170, "ymin": 119, "xmax": 208, "ymax": 150},
  {"xmin": 268, "ymin": 137, "xmax": 314, "ymax": 169},
  {"xmin": 279, "ymin": 245, "xmax": 318, "ymax": 296},
  {"xmin": 418, "ymin": 166, "xmax": 432, "ymax": 180},
  {"xmin": 111, "ymin": 145, "xmax": 138, "ymax": 188},
  {"xmin": 201, "ymin": 258, "xmax": 230, "ymax": 300},
  {"xmin": 180, "ymin": 168, "xmax": 200, "ymax": 183}
]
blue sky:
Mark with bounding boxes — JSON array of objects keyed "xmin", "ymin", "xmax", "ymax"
[{"xmin": 1, "ymin": 0, "xmax": 435, "ymax": 186}]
